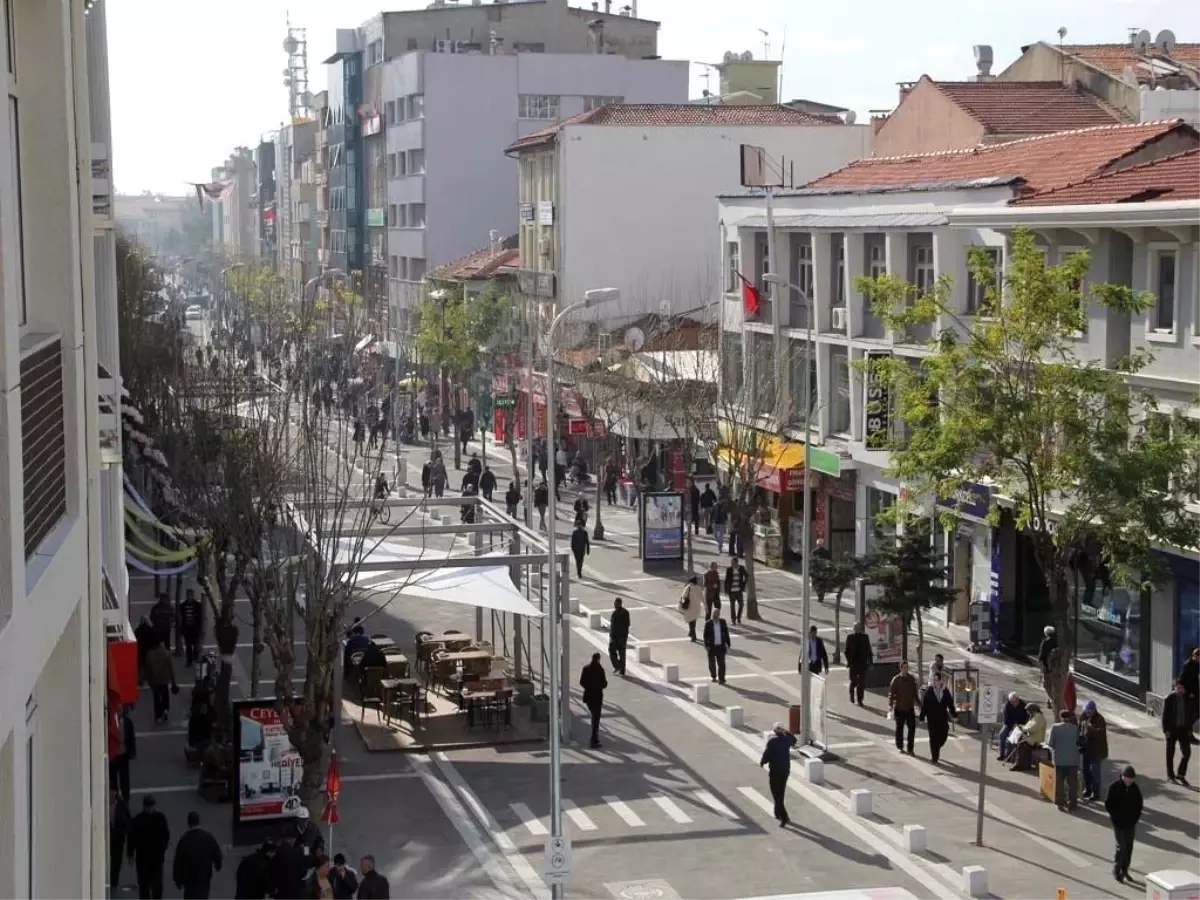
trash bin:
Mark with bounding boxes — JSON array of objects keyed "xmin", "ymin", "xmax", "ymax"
[
  {"xmin": 1145, "ymin": 870, "xmax": 1200, "ymax": 900},
  {"xmin": 788, "ymin": 703, "xmax": 801, "ymax": 735}
]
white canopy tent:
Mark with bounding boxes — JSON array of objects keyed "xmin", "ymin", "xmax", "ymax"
[{"xmin": 332, "ymin": 538, "xmax": 544, "ymax": 618}]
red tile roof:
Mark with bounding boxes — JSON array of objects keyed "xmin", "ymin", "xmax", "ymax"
[
  {"xmin": 430, "ymin": 236, "xmax": 519, "ymax": 281},
  {"xmin": 506, "ymin": 103, "xmax": 842, "ymax": 153},
  {"xmin": 804, "ymin": 120, "xmax": 1194, "ymax": 195},
  {"xmin": 1057, "ymin": 42, "xmax": 1200, "ymax": 80},
  {"xmin": 1011, "ymin": 147, "xmax": 1200, "ymax": 206},
  {"xmin": 931, "ymin": 79, "xmax": 1127, "ymax": 135}
]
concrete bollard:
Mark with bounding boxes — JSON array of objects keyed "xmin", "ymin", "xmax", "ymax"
[
  {"xmin": 664, "ymin": 663, "xmax": 680, "ymax": 683},
  {"xmin": 636, "ymin": 645, "xmax": 652, "ymax": 664},
  {"xmin": 725, "ymin": 706, "xmax": 744, "ymax": 728},
  {"xmin": 692, "ymin": 684, "xmax": 710, "ymax": 704},
  {"xmin": 903, "ymin": 824, "xmax": 926, "ymax": 853},
  {"xmin": 803, "ymin": 758, "xmax": 824, "ymax": 784},
  {"xmin": 962, "ymin": 866, "xmax": 987, "ymax": 898},
  {"xmin": 848, "ymin": 789, "xmax": 872, "ymax": 816},
  {"xmin": 587, "ymin": 612, "xmax": 603, "ymax": 630}
]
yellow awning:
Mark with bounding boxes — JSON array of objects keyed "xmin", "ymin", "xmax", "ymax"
[{"xmin": 717, "ymin": 430, "xmax": 806, "ymax": 492}]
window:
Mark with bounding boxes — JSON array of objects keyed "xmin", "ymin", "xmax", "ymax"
[
  {"xmin": 408, "ymin": 203, "xmax": 425, "ymax": 227},
  {"xmin": 831, "ymin": 350, "xmax": 851, "ymax": 434},
  {"xmin": 406, "ymin": 93, "xmax": 424, "ymax": 119},
  {"xmin": 8, "ymin": 94, "xmax": 25, "ymax": 325},
  {"xmin": 722, "ymin": 333, "xmax": 744, "ymax": 404},
  {"xmin": 583, "ymin": 95, "xmax": 623, "ymax": 112},
  {"xmin": 388, "ymin": 255, "xmax": 398, "ymax": 278},
  {"xmin": 408, "ymin": 258, "xmax": 426, "ymax": 281},
  {"xmin": 869, "ymin": 243, "xmax": 885, "ymax": 279},
  {"xmin": 367, "ymin": 39, "xmax": 383, "ymax": 67},
  {"xmin": 965, "ymin": 246, "xmax": 1003, "ymax": 315},
  {"xmin": 836, "ymin": 242, "xmax": 846, "ymax": 306},
  {"xmin": 387, "ymin": 204, "xmax": 397, "ymax": 227},
  {"xmin": 788, "ymin": 341, "xmax": 817, "ymax": 427},
  {"xmin": 912, "ymin": 245, "xmax": 934, "ymax": 294},
  {"xmin": 1151, "ymin": 249, "xmax": 1177, "ymax": 333},
  {"xmin": 1149, "ymin": 412, "xmax": 1199, "ymax": 501},
  {"xmin": 406, "ymin": 149, "xmax": 425, "ymax": 174},
  {"xmin": 725, "ymin": 241, "xmax": 740, "ymax": 293},
  {"xmin": 384, "ymin": 100, "xmax": 394, "ymax": 126},
  {"xmin": 519, "ymin": 94, "xmax": 560, "ymax": 120},
  {"xmin": 393, "ymin": 98, "xmax": 406, "ymax": 123},
  {"xmin": 796, "ymin": 241, "xmax": 813, "ymax": 299},
  {"xmin": 865, "ymin": 487, "xmax": 896, "ymax": 555}
]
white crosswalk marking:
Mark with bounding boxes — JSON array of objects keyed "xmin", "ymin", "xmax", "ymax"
[
  {"xmin": 694, "ymin": 789, "xmax": 740, "ymax": 821},
  {"xmin": 562, "ymin": 799, "xmax": 598, "ymax": 832},
  {"xmin": 509, "ymin": 802, "xmax": 547, "ymax": 836},
  {"xmin": 602, "ymin": 795, "xmax": 646, "ymax": 827},
  {"xmin": 737, "ymin": 786, "xmax": 776, "ymax": 816},
  {"xmin": 649, "ymin": 792, "xmax": 693, "ymax": 824}
]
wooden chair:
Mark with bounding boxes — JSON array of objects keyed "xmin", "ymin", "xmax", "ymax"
[{"xmin": 359, "ymin": 666, "xmax": 387, "ymax": 723}]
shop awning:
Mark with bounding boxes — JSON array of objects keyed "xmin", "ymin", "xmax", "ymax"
[{"xmin": 718, "ymin": 434, "xmax": 806, "ymax": 494}]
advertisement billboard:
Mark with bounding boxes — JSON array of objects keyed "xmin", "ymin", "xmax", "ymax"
[
  {"xmin": 232, "ymin": 699, "xmax": 305, "ymax": 831},
  {"xmin": 641, "ymin": 492, "xmax": 684, "ymax": 561},
  {"xmin": 863, "ymin": 609, "xmax": 906, "ymax": 664}
]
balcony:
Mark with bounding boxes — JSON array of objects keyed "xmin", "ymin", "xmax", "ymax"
[
  {"xmin": 97, "ymin": 364, "xmax": 122, "ymax": 466},
  {"xmin": 366, "ymin": 208, "xmax": 386, "ymax": 228},
  {"xmin": 21, "ymin": 336, "xmax": 67, "ymax": 559}
]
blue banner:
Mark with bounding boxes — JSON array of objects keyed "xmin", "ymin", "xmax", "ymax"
[
  {"xmin": 642, "ymin": 492, "xmax": 683, "ymax": 561},
  {"xmin": 937, "ymin": 480, "xmax": 992, "ymax": 521}
]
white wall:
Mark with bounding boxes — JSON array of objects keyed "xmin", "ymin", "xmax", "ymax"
[
  {"xmin": 560, "ymin": 124, "xmax": 872, "ymax": 324},
  {"xmin": 1141, "ymin": 88, "xmax": 1200, "ymax": 126}
]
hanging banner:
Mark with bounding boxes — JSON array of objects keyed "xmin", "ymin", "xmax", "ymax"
[
  {"xmin": 864, "ymin": 350, "xmax": 891, "ymax": 451},
  {"xmin": 641, "ymin": 492, "xmax": 684, "ymax": 562},
  {"xmin": 126, "ymin": 554, "xmax": 197, "ymax": 577},
  {"xmin": 232, "ymin": 699, "xmax": 306, "ymax": 833}
]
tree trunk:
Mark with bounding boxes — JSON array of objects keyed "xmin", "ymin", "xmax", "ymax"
[
  {"xmin": 901, "ymin": 614, "xmax": 911, "ymax": 663},
  {"xmin": 684, "ymin": 499, "xmax": 694, "ymax": 573},
  {"xmin": 833, "ymin": 589, "xmax": 842, "ymax": 664},
  {"xmin": 249, "ymin": 590, "xmax": 263, "ymax": 698},
  {"xmin": 915, "ymin": 610, "xmax": 925, "ymax": 681},
  {"xmin": 452, "ymin": 387, "xmax": 462, "ymax": 471},
  {"xmin": 743, "ymin": 523, "xmax": 761, "ymax": 620},
  {"xmin": 215, "ymin": 612, "xmax": 239, "ymax": 729},
  {"xmin": 593, "ymin": 444, "xmax": 605, "ymax": 541}
]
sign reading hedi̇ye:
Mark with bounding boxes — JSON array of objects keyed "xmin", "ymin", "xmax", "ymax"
[{"xmin": 936, "ymin": 481, "xmax": 992, "ymax": 521}]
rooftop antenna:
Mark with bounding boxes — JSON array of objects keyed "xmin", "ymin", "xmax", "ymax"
[
  {"xmin": 1056, "ymin": 27, "xmax": 1066, "ymax": 83},
  {"xmin": 778, "ymin": 22, "xmax": 787, "ymax": 101},
  {"xmin": 698, "ymin": 62, "xmax": 714, "ymax": 103},
  {"xmin": 758, "ymin": 28, "xmax": 770, "ymax": 60},
  {"xmin": 283, "ymin": 16, "xmax": 310, "ymax": 119}
]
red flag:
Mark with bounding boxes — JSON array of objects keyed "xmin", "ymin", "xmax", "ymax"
[
  {"xmin": 320, "ymin": 749, "xmax": 341, "ymax": 824},
  {"xmin": 736, "ymin": 272, "xmax": 761, "ymax": 317}
]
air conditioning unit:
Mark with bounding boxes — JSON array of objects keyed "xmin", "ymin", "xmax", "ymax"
[{"xmin": 831, "ymin": 306, "xmax": 848, "ymax": 331}]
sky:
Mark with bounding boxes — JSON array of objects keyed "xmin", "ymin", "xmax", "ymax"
[{"xmin": 106, "ymin": 0, "xmax": 1192, "ymax": 195}]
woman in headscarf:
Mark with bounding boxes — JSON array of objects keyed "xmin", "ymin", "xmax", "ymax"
[{"xmin": 919, "ymin": 672, "xmax": 957, "ymax": 765}]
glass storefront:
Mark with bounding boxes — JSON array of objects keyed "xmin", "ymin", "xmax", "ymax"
[
  {"xmin": 864, "ymin": 487, "xmax": 895, "ymax": 555},
  {"xmin": 1071, "ymin": 553, "xmax": 1142, "ymax": 685}
]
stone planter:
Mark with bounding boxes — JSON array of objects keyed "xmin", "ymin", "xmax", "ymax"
[
  {"xmin": 513, "ymin": 678, "xmax": 535, "ymax": 706},
  {"xmin": 530, "ymin": 694, "xmax": 550, "ymax": 723}
]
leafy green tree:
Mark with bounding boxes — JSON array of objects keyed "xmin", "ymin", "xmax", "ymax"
[
  {"xmin": 858, "ymin": 227, "xmax": 1200, "ymax": 706},
  {"xmin": 865, "ymin": 520, "xmax": 956, "ymax": 675}
]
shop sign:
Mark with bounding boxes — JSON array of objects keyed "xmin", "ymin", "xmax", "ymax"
[
  {"xmin": 568, "ymin": 418, "xmax": 589, "ymax": 436},
  {"xmin": 495, "ymin": 394, "xmax": 517, "ymax": 409},
  {"xmin": 782, "ymin": 467, "xmax": 805, "ymax": 493},
  {"xmin": 864, "ymin": 350, "xmax": 891, "ymax": 450},
  {"xmin": 937, "ymin": 480, "xmax": 992, "ymax": 521},
  {"xmin": 232, "ymin": 699, "xmax": 305, "ymax": 828}
]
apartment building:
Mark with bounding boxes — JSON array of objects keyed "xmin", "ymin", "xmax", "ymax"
[
  {"xmin": 211, "ymin": 147, "xmax": 258, "ymax": 261},
  {"xmin": 289, "ymin": 120, "xmax": 320, "ymax": 297},
  {"xmin": 0, "ymin": 0, "xmax": 125, "ymax": 894},
  {"xmin": 506, "ymin": 103, "xmax": 871, "ymax": 331},
  {"xmin": 716, "ymin": 119, "xmax": 1199, "ymax": 701},
  {"xmin": 114, "ymin": 193, "xmax": 195, "ymax": 256}
]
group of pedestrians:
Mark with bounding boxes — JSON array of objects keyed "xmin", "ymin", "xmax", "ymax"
[{"xmin": 111, "ymin": 798, "xmax": 221, "ymax": 899}]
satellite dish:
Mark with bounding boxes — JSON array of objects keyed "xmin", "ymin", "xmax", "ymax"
[
  {"xmin": 740, "ymin": 50, "xmax": 753, "ymax": 61},
  {"xmin": 1133, "ymin": 29, "xmax": 1151, "ymax": 53},
  {"xmin": 841, "ymin": 110, "xmax": 857, "ymax": 125},
  {"xmin": 624, "ymin": 327, "xmax": 645, "ymax": 352},
  {"xmin": 723, "ymin": 51, "xmax": 734, "ymax": 62},
  {"xmin": 283, "ymin": 36, "xmax": 299, "ymax": 54},
  {"xmin": 1156, "ymin": 29, "xmax": 1177, "ymax": 55}
]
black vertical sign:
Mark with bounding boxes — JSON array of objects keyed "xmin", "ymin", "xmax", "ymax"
[{"xmin": 864, "ymin": 350, "xmax": 891, "ymax": 450}]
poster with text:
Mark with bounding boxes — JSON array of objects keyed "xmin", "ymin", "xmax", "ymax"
[
  {"xmin": 232, "ymin": 699, "xmax": 305, "ymax": 825},
  {"xmin": 642, "ymin": 492, "xmax": 684, "ymax": 560},
  {"xmin": 863, "ymin": 609, "xmax": 905, "ymax": 664}
]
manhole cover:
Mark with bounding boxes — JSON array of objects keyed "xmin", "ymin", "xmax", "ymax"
[{"xmin": 605, "ymin": 879, "xmax": 680, "ymax": 900}]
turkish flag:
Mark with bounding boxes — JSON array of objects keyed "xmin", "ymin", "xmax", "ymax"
[
  {"xmin": 736, "ymin": 272, "xmax": 761, "ymax": 317},
  {"xmin": 320, "ymin": 749, "xmax": 341, "ymax": 824}
]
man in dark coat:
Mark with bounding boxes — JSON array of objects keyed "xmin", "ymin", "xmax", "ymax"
[
  {"xmin": 688, "ymin": 480, "xmax": 701, "ymax": 534},
  {"xmin": 1104, "ymin": 765, "xmax": 1144, "ymax": 882},
  {"xmin": 802, "ymin": 625, "xmax": 829, "ymax": 676},
  {"xmin": 724, "ymin": 557, "xmax": 747, "ymax": 625},
  {"xmin": 704, "ymin": 612, "xmax": 731, "ymax": 684},
  {"xmin": 479, "ymin": 466, "xmax": 497, "ymax": 502},
  {"xmin": 110, "ymin": 790, "xmax": 131, "ymax": 893},
  {"xmin": 608, "ymin": 597, "xmax": 630, "ymax": 676},
  {"xmin": 579, "ymin": 652, "xmax": 608, "ymax": 749},
  {"xmin": 128, "ymin": 795, "xmax": 170, "ymax": 899},
  {"xmin": 179, "ymin": 588, "xmax": 204, "ymax": 668},
  {"xmin": 234, "ymin": 841, "xmax": 276, "ymax": 899},
  {"xmin": 172, "ymin": 810, "xmax": 223, "ymax": 899},
  {"xmin": 570, "ymin": 522, "xmax": 590, "ymax": 579},
  {"xmin": 149, "ymin": 594, "xmax": 175, "ymax": 648},
  {"xmin": 110, "ymin": 705, "xmax": 137, "ymax": 801},
  {"xmin": 356, "ymin": 855, "xmax": 390, "ymax": 899},
  {"xmin": 844, "ymin": 622, "xmax": 873, "ymax": 706},
  {"xmin": 1163, "ymin": 679, "xmax": 1192, "ymax": 785},
  {"xmin": 760, "ymin": 724, "xmax": 797, "ymax": 826},
  {"xmin": 269, "ymin": 837, "xmax": 305, "ymax": 900}
]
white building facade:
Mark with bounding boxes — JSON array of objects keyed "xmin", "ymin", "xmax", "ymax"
[
  {"xmin": 0, "ymin": 0, "xmax": 123, "ymax": 896},
  {"xmin": 381, "ymin": 51, "xmax": 690, "ymax": 338},
  {"xmin": 507, "ymin": 105, "xmax": 873, "ymax": 333}
]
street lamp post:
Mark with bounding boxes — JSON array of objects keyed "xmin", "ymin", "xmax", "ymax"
[
  {"xmin": 545, "ymin": 287, "xmax": 618, "ymax": 900},
  {"xmin": 763, "ymin": 272, "xmax": 815, "ymax": 749}
]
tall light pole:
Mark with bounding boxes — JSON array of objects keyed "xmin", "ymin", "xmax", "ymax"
[
  {"xmin": 763, "ymin": 272, "xmax": 814, "ymax": 748},
  {"xmin": 545, "ymin": 287, "xmax": 618, "ymax": 900}
]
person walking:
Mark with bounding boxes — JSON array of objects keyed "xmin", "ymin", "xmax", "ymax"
[
  {"xmin": 759, "ymin": 724, "xmax": 797, "ymax": 827},
  {"xmin": 724, "ymin": 557, "xmax": 747, "ymax": 625},
  {"xmin": 703, "ymin": 561, "xmax": 722, "ymax": 619},
  {"xmin": 1104, "ymin": 765, "xmax": 1144, "ymax": 883},
  {"xmin": 603, "ymin": 462, "xmax": 618, "ymax": 506},
  {"xmin": 712, "ymin": 497, "xmax": 728, "ymax": 551},
  {"xmin": 128, "ymin": 795, "xmax": 170, "ymax": 900},
  {"xmin": 534, "ymin": 480, "xmax": 549, "ymax": 530},
  {"xmin": 1181, "ymin": 646, "xmax": 1199, "ymax": 744},
  {"xmin": 573, "ymin": 495, "xmax": 590, "ymax": 528},
  {"xmin": 570, "ymin": 521, "xmax": 590, "ymax": 579},
  {"xmin": 888, "ymin": 661, "xmax": 919, "ymax": 755},
  {"xmin": 1047, "ymin": 709, "xmax": 1081, "ymax": 811},
  {"xmin": 609, "ymin": 597, "xmax": 630, "ymax": 676},
  {"xmin": 234, "ymin": 841, "xmax": 276, "ymax": 899},
  {"xmin": 688, "ymin": 480, "xmax": 701, "ymax": 535},
  {"xmin": 699, "ymin": 482, "xmax": 717, "ymax": 533},
  {"xmin": 173, "ymin": 810, "xmax": 223, "ymax": 899},
  {"xmin": 149, "ymin": 594, "xmax": 175, "ymax": 648},
  {"xmin": 356, "ymin": 855, "xmax": 390, "ymax": 899},
  {"xmin": 352, "ymin": 418, "xmax": 366, "ymax": 456},
  {"xmin": 919, "ymin": 673, "xmax": 957, "ymax": 764},
  {"xmin": 844, "ymin": 622, "xmax": 873, "ymax": 706},
  {"xmin": 801, "ymin": 625, "xmax": 829, "ymax": 676},
  {"xmin": 679, "ymin": 575, "xmax": 703, "ymax": 642},
  {"xmin": 180, "ymin": 588, "xmax": 204, "ymax": 669},
  {"xmin": 330, "ymin": 854, "xmax": 359, "ymax": 899},
  {"xmin": 420, "ymin": 459, "xmax": 432, "ymax": 498},
  {"xmin": 703, "ymin": 610, "xmax": 731, "ymax": 685},
  {"xmin": 110, "ymin": 789, "xmax": 132, "ymax": 894},
  {"xmin": 504, "ymin": 479, "xmax": 521, "ymax": 518},
  {"xmin": 430, "ymin": 456, "xmax": 447, "ymax": 499},
  {"xmin": 144, "ymin": 639, "xmax": 178, "ymax": 724},
  {"xmin": 110, "ymin": 704, "xmax": 137, "ymax": 801},
  {"xmin": 580, "ymin": 652, "xmax": 608, "ymax": 749},
  {"xmin": 1163, "ymin": 678, "xmax": 1192, "ymax": 785},
  {"xmin": 1038, "ymin": 625, "xmax": 1058, "ymax": 703},
  {"xmin": 480, "ymin": 465, "xmax": 496, "ymax": 502},
  {"xmin": 1079, "ymin": 699, "xmax": 1110, "ymax": 800},
  {"xmin": 306, "ymin": 855, "xmax": 335, "ymax": 899}
]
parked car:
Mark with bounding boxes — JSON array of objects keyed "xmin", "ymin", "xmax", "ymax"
[{"xmin": 185, "ymin": 304, "xmax": 204, "ymax": 320}]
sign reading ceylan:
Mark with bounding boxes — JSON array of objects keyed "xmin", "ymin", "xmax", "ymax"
[{"xmin": 937, "ymin": 480, "xmax": 992, "ymax": 521}]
